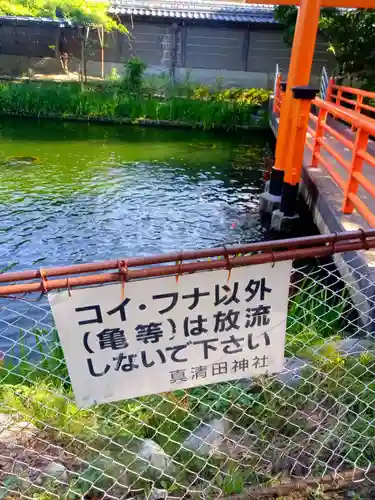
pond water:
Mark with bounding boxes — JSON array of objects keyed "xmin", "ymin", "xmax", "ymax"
[
  {"xmin": 0, "ymin": 118, "xmax": 273, "ymax": 273},
  {"xmin": 0, "ymin": 118, "xmax": 275, "ymax": 352}
]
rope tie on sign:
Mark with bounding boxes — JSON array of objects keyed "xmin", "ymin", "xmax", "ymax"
[
  {"xmin": 65, "ymin": 277, "xmax": 72, "ymax": 298},
  {"xmin": 223, "ymin": 245, "xmax": 232, "ymax": 283},
  {"xmin": 330, "ymin": 232, "xmax": 338, "ymax": 256},
  {"xmin": 359, "ymin": 228, "xmax": 370, "ymax": 251},
  {"xmin": 176, "ymin": 251, "xmax": 183, "ymax": 284},
  {"xmin": 117, "ymin": 259, "xmax": 128, "ymax": 300},
  {"xmin": 271, "ymin": 248, "xmax": 276, "ymax": 268}
]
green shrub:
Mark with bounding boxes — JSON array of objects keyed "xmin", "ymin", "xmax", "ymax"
[
  {"xmin": 122, "ymin": 56, "xmax": 147, "ymax": 93},
  {"xmin": 191, "ymin": 86, "xmax": 271, "ymax": 106}
]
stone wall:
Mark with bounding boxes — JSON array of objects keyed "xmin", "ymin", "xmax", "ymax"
[{"xmin": 0, "ymin": 18, "xmax": 335, "ymax": 88}]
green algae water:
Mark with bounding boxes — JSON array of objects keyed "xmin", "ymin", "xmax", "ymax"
[{"xmin": 0, "ymin": 117, "xmax": 272, "ymax": 273}]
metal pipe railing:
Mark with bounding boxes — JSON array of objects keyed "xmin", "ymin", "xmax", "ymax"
[
  {"xmin": 320, "ymin": 66, "xmax": 329, "ymax": 99},
  {"xmin": 0, "ymin": 230, "xmax": 374, "ymax": 295}
]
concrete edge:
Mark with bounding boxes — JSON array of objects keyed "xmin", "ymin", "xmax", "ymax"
[
  {"xmin": 300, "ymin": 167, "xmax": 375, "ymax": 333},
  {"xmin": 269, "ymin": 108, "xmax": 375, "ymax": 333},
  {"xmin": 0, "ymin": 111, "xmax": 269, "ymax": 132}
]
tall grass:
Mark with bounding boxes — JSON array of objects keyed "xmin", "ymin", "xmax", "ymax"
[
  {"xmin": 0, "ymin": 328, "xmax": 69, "ymax": 386},
  {"xmin": 0, "ymin": 82, "xmax": 267, "ymax": 130}
]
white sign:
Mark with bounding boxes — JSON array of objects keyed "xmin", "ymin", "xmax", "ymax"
[{"xmin": 49, "ymin": 261, "xmax": 292, "ymax": 407}]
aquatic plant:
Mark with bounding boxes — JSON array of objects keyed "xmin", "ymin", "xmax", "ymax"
[{"xmin": 0, "ymin": 82, "xmax": 268, "ymax": 131}]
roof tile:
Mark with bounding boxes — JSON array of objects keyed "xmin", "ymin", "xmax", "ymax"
[{"xmin": 109, "ymin": 0, "xmax": 276, "ymax": 23}]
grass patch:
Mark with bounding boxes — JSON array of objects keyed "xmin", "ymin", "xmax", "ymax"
[
  {"xmin": 286, "ymin": 261, "xmax": 354, "ymax": 357},
  {"xmin": 0, "ymin": 263, "xmax": 370, "ymax": 498}
]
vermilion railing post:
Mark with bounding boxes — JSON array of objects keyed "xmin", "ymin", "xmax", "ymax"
[
  {"xmin": 278, "ymin": 81, "xmax": 287, "ymax": 114},
  {"xmin": 336, "ymin": 87, "xmax": 342, "ymax": 107},
  {"xmin": 355, "ymin": 94, "xmax": 363, "ymax": 114},
  {"xmin": 326, "ymin": 78, "xmax": 334, "ymax": 101},
  {"xmin": 311, "ymin": 106, "xmax": 328, "ymax": 167},
  {"xmin": 273, "ymin": 72, "xmax": 282, "ymax": 114},
  {"xmin": 266, "ymin": 0, "xmax": 321, "ymax": 207},
  {"xmin": 342, "ymin": 127, "xmax": 369, "ymax": 214},
  {"xmin": 283, "ymin": 87, "xmax": 318, "ymax": 188},
  {"xmin": 271, "ymin": 86, "xmax": 318, "ymax": 231},
  {"xmin": 352, "ymin": 94, "xmax": 363, "ymax": 130}
]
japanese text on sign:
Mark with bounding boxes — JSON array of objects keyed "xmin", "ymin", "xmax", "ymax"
[{"xmin": 49, "ymin": 261, "xmax": 292, "ymax": 407}]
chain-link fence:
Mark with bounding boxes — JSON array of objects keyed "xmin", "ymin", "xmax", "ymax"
[{"xmin": 0, "ymin": 231, "xmax": 374, "ymax": 499}]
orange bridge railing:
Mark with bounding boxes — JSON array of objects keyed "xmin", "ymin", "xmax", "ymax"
[
  {"xmin": 328, "ymin": 83, "xmax": 375, "ymax": 118},
  {"xmin": 307, "ymin": 97, "xmax": 375, "ymax": 227},
  {"xmin": 273, "ymin": 78, "xmax": 375, "ymax": 227}
]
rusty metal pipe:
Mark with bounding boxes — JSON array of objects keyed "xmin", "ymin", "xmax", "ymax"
[
  {"xmin": 0, "ymin": 234, "xmax": 373, "ymax": 296},
  {"xmin": 0, "ymin": 229, "xmax": 374, "ymax": 285}
]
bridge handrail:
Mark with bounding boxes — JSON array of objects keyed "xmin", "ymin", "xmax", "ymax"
[
  {"xmin": 271, "ymin": 76, "xmax": 375, "ymax": 226},
  {"xmin": 329, "ymin": 84, "xmax": 375, "ymax": 117},
  {"xmin": 313, "ymin": 97, "xmax": 375, "ymax": 136},
  {"xmin": 309, "ymin": 97, "xmax": 375, "ymax": 227},
  {"xmin": 331, "ymin": 84, "xmax": 375, "ymax": 100}
]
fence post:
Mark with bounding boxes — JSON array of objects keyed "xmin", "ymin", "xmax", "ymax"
[
  {"xmin": 342, "ymin": 127, "xmax": 369, "ymax": 214},
  {"xmin": 311, "ymin": 106, "xmax": 328, "ymax": 167}
]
